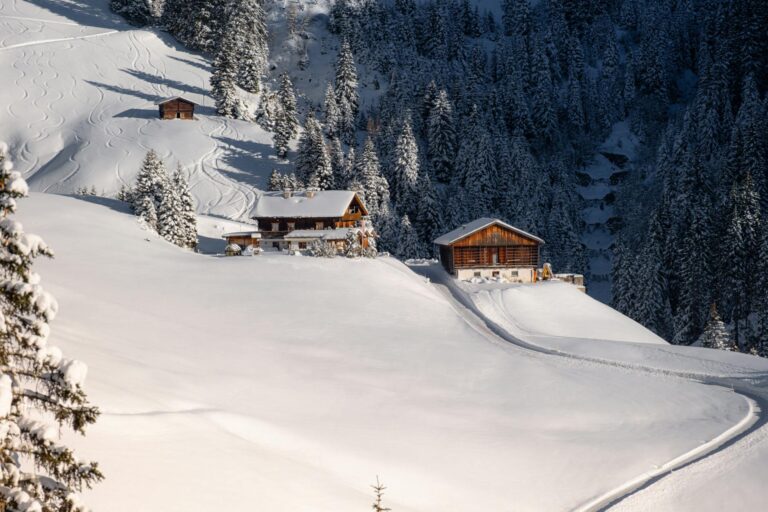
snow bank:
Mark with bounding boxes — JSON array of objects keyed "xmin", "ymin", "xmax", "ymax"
[{"xmin": 469, "ymin": 280, "xmax": 666, "ymax": 344}]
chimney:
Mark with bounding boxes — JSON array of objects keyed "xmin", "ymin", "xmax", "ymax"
[{"xmin": 282, "ymin": 188, "xmax": 293, "ymax": 199}]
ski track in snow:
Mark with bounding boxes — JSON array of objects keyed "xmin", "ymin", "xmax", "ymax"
[
  {"xmin": 0, "ymin": 29, "xmax": 118, "ymax": 51},
  {"xmin": 410, "ymin": 264, "xmax": 768, "ymax": 511}
]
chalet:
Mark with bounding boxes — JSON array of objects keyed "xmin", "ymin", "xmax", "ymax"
[
  {"xmin": 156, "ymin": 96, "xmax": 196, "ymax": 120},
  {"xmin": 223, "ymin": 189, "xmax": 373, "ymax": 253},
  {"xmin": 434, "ymin": 218, "xmax": 544, "ymax": 282}
]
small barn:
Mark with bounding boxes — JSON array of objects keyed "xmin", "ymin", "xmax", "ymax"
[
  {"xmin": 156, "ymin": 96, "xmax": 196, "ymax": 120},
  {"xmin": 434, "ymin": 218, "xmax": 544, "ymax": 282}
]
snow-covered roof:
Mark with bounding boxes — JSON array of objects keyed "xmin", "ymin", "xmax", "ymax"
[
  {"xmin": 433, "ymin": 218, "xmax": 545, "ymax": 246},
  {"xmin": 250, "ymin": 190, "xmax": 361, "ymax": 219},
  {"xmin": 154, "ymin": 96, "xmax": 197, "ymax": 106},
  {"xmin": 284, "ymin": 228, "xmax": 359, "ymax": 240},
  {"xmin": 284, "ymin": 230, "xmax": 326, "ymax": 239},
  {"xmin": 222, "ymin": 231, "xmax": 261, "ymax": 239}
]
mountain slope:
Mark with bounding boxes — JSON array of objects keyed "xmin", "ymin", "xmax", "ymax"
[
  {"xmin": 19, "ymin": 192, "xmax": 761, "ymax": 511},
  {"xmin": 0, "ymin": 0, "xmax": 278, "ymax": 219}
]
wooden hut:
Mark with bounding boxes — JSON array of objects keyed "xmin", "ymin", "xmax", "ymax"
[
  {"xmin": 434, "ymin": 218, "xmax": 544, "ymax": 282},
  {"xmin": 156, "ymin": 96, "xmax": 196, "ymax": 120}
]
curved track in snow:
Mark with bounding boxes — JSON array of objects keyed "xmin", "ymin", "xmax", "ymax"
[{"xmin": 409, "ymin": 264, "xmax": 768, "ymax": 511}]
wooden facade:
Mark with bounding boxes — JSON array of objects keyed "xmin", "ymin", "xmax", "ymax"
[
  {"xmin": 435, "ymin": 220, "xmax": 543, "ymax": 276},
  {"xmin": 158, "ymin": 97, "xmax": 196, "ymax": 120}
]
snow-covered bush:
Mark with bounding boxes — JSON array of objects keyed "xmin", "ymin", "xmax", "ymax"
[
  {"xmin": 308, "ymin": 240, "xmax": 337, "ymax": 258},
  {"xmin": 225, "ymin": 243, "xmax": 242, "ymax": 256}
]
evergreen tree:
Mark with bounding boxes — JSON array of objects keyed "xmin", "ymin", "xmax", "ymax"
[
  {"xmin": 357, "ymin": 137, "xmax": 389, "ymax": 217},
  {"xmin": 273, "ymin": 73, "xmax": 299, "ymax": 159},
  {"xmin": 0, "ymin": 144, "xmax": 103, "ymax": 510},
  {"xmin": 416, "ymin": 170, "xmax": 443, "ymax": 252},
  {"xmin": 173, "ymin": 165, "xmax": 198, "ymax": 249},
  {"xmin": 210, "ymin": 28, "xmax": 240, "ymax": 118},
  {"xmin": 427, "ymin": 90, "xmax": 457, "ymax": 184},
  {"xmin": 334, "ymin": 41, "xmax": 360, "ymax": 144},
  {"xmin": 134, "ymin": 150, "xmax": 167, "ymax": 229},
  {"xmin": 324, "ymin": 84, "xmax": 341, "ymax": 140},
  {"xmin": 396, "ymin": 214, "xmax": 422, "ymax": 259},
  {"xmin": 698, "ymin": 305, "xmax": 736, "ymax": 351},
  {"xmin": 296, "ymin": 113, "xmax": 333, "ymax": 187},
  {"xmin": 268, "ymin": 169, "xmax": 284, "ymax": 191},
  {"xmin": 391, "ymin": 116, "xmax": 421, "ymax": 219},
  {"xmin": 724, "ymin": 173, "xmax": 762, "ymax": 349},
  {"xmin": 158, "ymin": 179, "xmax": 184, "ymax": 246},
  {"xmin": 110, "ymin": 0, "xmax": 152, "ymax": 25},
  {"xmin": 222, "ymin": 0, "xmax": 269, "ymax": 93}
]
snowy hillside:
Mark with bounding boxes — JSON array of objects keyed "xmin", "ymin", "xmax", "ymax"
[
  {"xmin": 18, "ymin": 192, "xmax": 768, "ymax": 511},
  {"xmin": 0, "ymin": 0, "xmax": 282, "ymax": 219}
]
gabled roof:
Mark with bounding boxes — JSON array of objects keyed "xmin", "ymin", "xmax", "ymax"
[
  {"xmin": 250, "ymin": 190, "xmax": 366, "ymax": 219},
  {"xmin": 154, "ymin": 96, "xmax": 197, "ymax": 106},
  {"xmin": 433, "ymin": 217, "xmax": 545, "ymax": 246}
]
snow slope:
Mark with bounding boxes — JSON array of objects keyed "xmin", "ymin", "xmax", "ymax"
[
  {"xmin": 18, "ymin": 193, "xmax": 762, "ymax": 511},
  {"xmin": 0, "ymin": 0, "xmax": 282, "ymax": 219}
]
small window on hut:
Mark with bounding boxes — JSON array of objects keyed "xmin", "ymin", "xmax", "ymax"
[
  {"xmin": 287, "ymin": 222, "xmax": 295, "ymax": 231},
  {"xmin": 299, "ymin": 242, "xmax": 307, "ymax": 249},
  {"xmin": 474, "ymin": 271, "xmax": 482, "ymax": 278},
  {"xmin": 349, "ymin": 204, "xmax": 359, "ymax": 214},
  {"xmin": 315, "ymin": 221, "xmax": 324, "ymax": 230},
  {"xmin": 271, "ymin": 222, "xmax": 279, "ymax": 232}
]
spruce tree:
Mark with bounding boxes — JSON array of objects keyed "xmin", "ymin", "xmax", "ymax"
[
  {"xmin": 357, "ymin": 137, "xmax": 389, "ymax": 217},
  {"xmin": 334, "ymin": 41, "xmax": 360, "ymax": 144},
  {"xmin": 277, "ymin": 73, "xmax": 299, "ymax": 138},
  {"xmin": 296, "ymin": 113, "xmax": 332, "ymax": 187},
  {"xmin": 392, "ymin": 116, "xmax": 421, "ymax": 219},
  {"xmin": 210, "ymin": 30, "xmax": 240, "ymax": 118},
  {"xmin": 698, "ymin": 305, "xmax": 736, "ymax": 351},
  {"xmin": 220, "ymin": 0, "xmax": 268, "ymax": 93},
  {"xmin": 134, "ymin": 150, "xmax": 167, "ymax": 229},
  {"xmin": 110, "ymin": 0, "xmax": 152, "ymax": 25},
  {"xmin": 157, "ymin": 180, "xmax": 183, "ymax": 246},
  {"xmin": 173, "ymin": 165, "xmax": 198, "ymax": 249},
  {"xmin": 396, "ymin": 214, "xmax": 422, "ymax": 259},
  {"xmin": 0, "ymin": 144, "xmax": 103, "ymax": 510},
  {"xmin": 324, "ymin": 84, "xmax": 341, "ymax": 140},
  {"xmin": 427, "ymin": 90, "xmax": 457, "ymax": 184}
]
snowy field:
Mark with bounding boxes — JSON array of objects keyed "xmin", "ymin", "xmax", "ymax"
[
  {"xmin": 18, "ymin": 193, "xmax": 768, "ymax": 511},
  {"xmin": 0, "ymin": 0, "xmax": 300, "ymax": 219}
]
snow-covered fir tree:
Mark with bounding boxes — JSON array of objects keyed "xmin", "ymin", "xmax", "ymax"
[
  {"xmin": 698, "ymin": 305, "xmax": 736, "ymax": 352},
  {"xmin": 391, "ymin": 116, "xmax": 421, "ymax": 219},
  {"xmin": 427, "ymin": 89, "xmax": 457, "ymax": 184},
  {"xmin": 221, "ymin": 0, "xmax": 268, "ymax": 93},
  {"xmin": 356, "ymin": 137, "xmax": 389, "ymax": 217},
  {"xmin": 210, "ymin": 30, "xmax": 240, "ymax": 118},
  {"xmin": 333, "ymin": 40, "xmax": 359, "ymax": 144},
  {"xmin": 172, "ymin": 164, "xmax": 198, "ymax": 249},
  {"xmin": 110, "ymin": 0, "xmax": 153, "ymax": 25},
  {"xmin": 134, "ymin": 149, "xmax": 167, "ymax": 229},
  {"xmin": 396, "ymin": 214, "xmax": 422, "ymax": 259},
  {"xmin": 323, "ymin": 84, "xmax": 341, "ymax": 140},
  {"xmin": 296, "ymin": 114, "xmax": 333, "ymax": 189},
  {"xmin": 273, "ymin": 72, "xmax": 299, "ymax": 158},
  {"xmin": 0, "ymin": 144, "xmax": 103, "ymax": 511}
]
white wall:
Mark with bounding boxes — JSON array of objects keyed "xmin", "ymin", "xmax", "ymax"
[{"xmin": 456, "ymin": 268, "xmax": 535, "ymax": 283}]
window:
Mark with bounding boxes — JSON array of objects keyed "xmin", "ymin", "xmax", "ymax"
[
  {"xmin": 299, "ymin": 242, "xmax": 307, "ymax": 249},
  {"xmin": 272, "ymin": 242, "xmax": 280, "ymax": 249},
  {"xmin": 271, "ymin": 222, "xmax": 279, "ymax": 232},
  {"xmin": 176, "ymin": 112, "xmax": 181, "ymax": 119},
  {"xmin": 492, "ymin": 271, "xmax": 500, "ymax": 278},
  {"xmin": 510, "ymin": 270, "xmax": 519, "ymax": 277},
  {"xmin": 287, "ymin": 222, "xmax": 295, "ymax": 231},
  {"xmin": 349, "ymin": 204, "xmax": 359, "ymax": 214},
  {"xmin": 315, "ymin": 221, "xmax": 324, "ymax": 230},
  {"xmin": 474, "ymin": 271, "xmax": 482, "ymax": 278}
]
